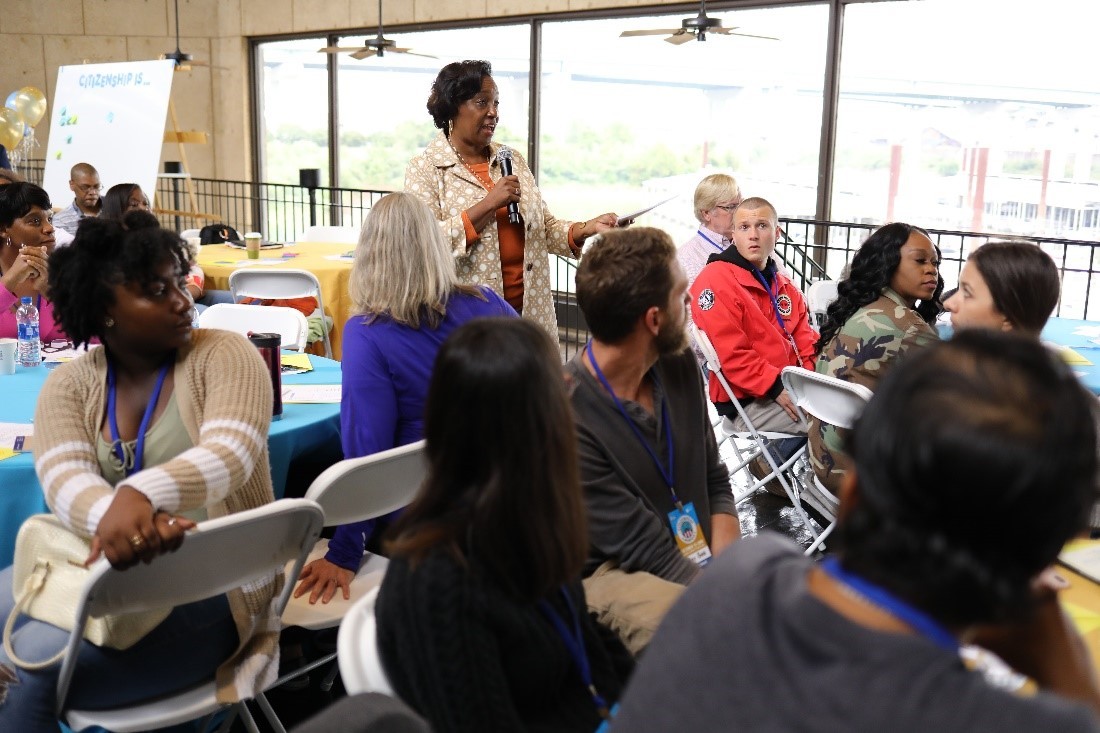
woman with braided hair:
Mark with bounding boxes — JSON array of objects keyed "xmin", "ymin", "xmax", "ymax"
[
  {"xmin": 809, "ymin": 222, "xmax": 943, "ymax": 494},
  {"xmin": 614, "ymin": 331, "xmax": 1100, "ymax": 732}
]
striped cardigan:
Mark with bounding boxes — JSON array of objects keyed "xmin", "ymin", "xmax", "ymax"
[{"xmin": 33, "ymin": 328, "xmax": 280, "ymax": 703}]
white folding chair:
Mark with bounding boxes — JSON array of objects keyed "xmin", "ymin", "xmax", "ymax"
[
  {"xmin": 228, "ymin": 269, "xmax": 333, "ymax": 358},
  {"xmin": 297, "ymin": 225, "xmax": 360, "ymax": 244},
  {"xmin": 180, "ymin": 228, "xmax": 202, "ymax": 240},
  {"xmin": 337, "ymin": 586, "xmax": 395, "ymax": 697},
  {"xmin": 263, "ymin": 441, "xmax": 426, "ymax": 702},
  {"xmin": 691, "ymin": 325, "xmax": 822, "ymax": 554},
  {"xmin": 197, "ymin": 302, "xmax": 310, "ymax": 352},
  {"xmin": 57, "ymin": 498, "xmax": 324, "ymax": 733},
  {"xmin": 806, "ymin": 279, "xmax": 839, "ymax": 330},
  {"xmin": 780, "ymin": 366, "xmax": 873, "ymax": 555}
]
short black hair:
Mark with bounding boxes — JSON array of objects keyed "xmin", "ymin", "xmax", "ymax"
[
  {"xmin": 426, "ymin": 60, "xmax": 493, "ymax": 133},
  {"xmin": 575, "ymin": 227, "xmax": 678, "ymax": 344},
  {"xmin": 837, "ymin": 330, "xmax": 1098, "ymax": 627},
  {"xmin": 0, "ymin": 182, "xmax": 51, "ymax": 227},
  {"xmin": 49, "ymin": 218, "xmax": 190, "ymax": 348}
]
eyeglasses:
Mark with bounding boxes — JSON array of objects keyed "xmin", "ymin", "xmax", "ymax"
[
  {"xmin": 41, "ymin": 339, "xmax": 72, "ymax": 354},
  {"xmin": 74, "ymin": 183, "xmax": 102, "ymax": 193},
  {"xmin": 714, "ymin": 204, "xmax": 738, "ymax": 213}
]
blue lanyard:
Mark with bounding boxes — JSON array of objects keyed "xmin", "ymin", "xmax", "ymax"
[
  {"xmin": 749, "ymin": 267, "xmax": 788, "ymax": 331},
  {"xmin": 820, "ymin": 557, "xmax": 958, "ymax": 652},
  {"xmin": 586, "ymin": 343, "xmax": 680, "ymax": 509},
  {"xmin": 696, "ymin": 229, "xmax": 726, "ymax": 253},
  {"xmin": 538, "ymin": 587, "xmax": 610, "ymax": 720},
  {"xmin": 107, "ymin": 357, "xmax": 173, "ymax": 477}
]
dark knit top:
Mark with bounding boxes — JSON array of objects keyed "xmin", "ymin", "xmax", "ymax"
[{"xmin": 376, "ymin": 549, "xmax": 633, "ymax": 733}]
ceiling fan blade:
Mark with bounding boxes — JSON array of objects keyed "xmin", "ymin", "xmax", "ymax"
[
  {"xmin": 620, "ymin": 28, "xmax": 682, "ymax": 37},
  {"xmin": 319, "ymin": 45, "xmax": 366, "ymax": 53},
  {"xmin": 722, "ymin": 30, "xmax": 780, "ymax": 41},
  {"xmin": 350, "ymin": 48, "xmax": 378, "ymax": 60},
  {"xmin": 391, "ymin": 48, "xmax": 439, "ymax": 59},
  {"xmin": 665, "ymin": 31, "xmax": 697, "ymax": 45}
]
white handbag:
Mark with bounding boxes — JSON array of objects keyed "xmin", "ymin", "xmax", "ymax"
[{"xmin": 2, "ymin": 514, "xmax": 172, "ymax": 669}]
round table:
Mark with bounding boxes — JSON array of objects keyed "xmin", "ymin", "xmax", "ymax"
[
  {"xmin": 0, "ymin": 354, "xmax": 343, "ymax": 567},
  {"xmin": 196, "ymin": 242, "xmax": 355, "ymax": 359}
]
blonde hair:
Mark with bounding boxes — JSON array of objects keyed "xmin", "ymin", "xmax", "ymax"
[
  {"xmin": 349, "ymin": 192, "xmax": 474, "ymax": 328},
  {"xmin": 693, "ymin": 173, "xmax": 742, "ymax": 224}
]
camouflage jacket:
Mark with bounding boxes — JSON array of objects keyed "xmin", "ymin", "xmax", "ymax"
[{"xmin": 809, "ymin": 287, "xmax": 939, "ymax": 494}]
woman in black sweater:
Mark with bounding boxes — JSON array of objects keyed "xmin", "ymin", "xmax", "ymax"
[{"xmin": 376, "ymin": 318, "xmax": 633, "ymax": 732}]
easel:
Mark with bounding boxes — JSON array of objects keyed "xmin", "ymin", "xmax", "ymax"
[{"xmin": 159, "ymin": 97, "xmax": 219, "ymax": 225}]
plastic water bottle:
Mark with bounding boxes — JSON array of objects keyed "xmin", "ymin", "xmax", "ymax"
[{"xmin": 16, "ymin": 296, "xmax": 41, "ymax": 368}]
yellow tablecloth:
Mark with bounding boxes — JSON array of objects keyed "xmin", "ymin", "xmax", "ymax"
[{"xmin": 197, "ymin": 242, "xmax": 355, "ymax": 359}]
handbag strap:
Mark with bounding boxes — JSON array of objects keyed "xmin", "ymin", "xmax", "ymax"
[{"xmin": 3, "ymin": 564, "xmax": 69, "ymax": 670}]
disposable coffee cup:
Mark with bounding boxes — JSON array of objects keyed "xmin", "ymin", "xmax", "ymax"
[
  {"xmin": 245, "ymin": 232, "xmax": 262, "ymax": 260},
  {"xmin": 0, "ymin": 338, "xmax": 16, "ymax": 376}
]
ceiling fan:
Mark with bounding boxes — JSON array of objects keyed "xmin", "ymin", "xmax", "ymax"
[
  {"xmin": 162, "ymin": 0, "xmax": 218, "ymax": 71},
  {"xmin": 620, "ymin": 0, "xmax": 779, "ymax": 45},
  {"xmin": 319, "ymin": 0, "xmax": 437, "ymax": 60}
]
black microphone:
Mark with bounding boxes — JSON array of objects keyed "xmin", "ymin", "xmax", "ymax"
[{"xmin": 497, "ymin": 147, "xmax": 521, "ymax": 225}]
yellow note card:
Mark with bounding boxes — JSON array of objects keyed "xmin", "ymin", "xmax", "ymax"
[
  {"xmin": 281, "ymin": 354, "xmax": 314, "ymax": 373},
  {"xmin": 1064, "ymin": 601, "xmax": 1100, "ymax": 635},
  {"xmin": 1057, "ymin": 346, "xmax": 1093, "ymax": 366},
  {"xmin": 0, "ymin": 448, "xmax": 17, "ymax": 462}
]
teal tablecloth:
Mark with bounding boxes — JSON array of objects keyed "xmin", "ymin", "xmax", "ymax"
[{"xmin": 0, "ymin": 354, "xmax": 342, "ymax": 567}]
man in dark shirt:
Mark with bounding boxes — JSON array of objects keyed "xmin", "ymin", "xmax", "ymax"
[{"xmin": 566, "ymin": 226, "xmax": 739, "ymax": 654}]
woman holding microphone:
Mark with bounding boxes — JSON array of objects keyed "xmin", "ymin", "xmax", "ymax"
[{"xmin": 405, "ymin": 60, "xmax": 619, "ymax": 337}]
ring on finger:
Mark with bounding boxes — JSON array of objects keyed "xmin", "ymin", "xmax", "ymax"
[
  {"xmin": 128, "ymin": 533, "xmax": 146, "ymax": 549},
  {"xmin": 167, "ymin": 517, "xmax": 178, "ymax": 527}
]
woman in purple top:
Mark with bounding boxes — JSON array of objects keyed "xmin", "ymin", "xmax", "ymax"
[{"xmin": 293, "ymin": 192, "xmax": 516, "ymax": 605}]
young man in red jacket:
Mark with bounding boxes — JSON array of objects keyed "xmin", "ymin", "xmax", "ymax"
[{"xmin": 691, "ymin": 197, "xmax": 817, "ymax": 457}]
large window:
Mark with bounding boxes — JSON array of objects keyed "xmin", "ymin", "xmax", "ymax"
[
  {"xmin": 539, "ymin": 5, "xmax": 828, "ymax": 245},
  {"xmin": 259, "ymin": 38, "xmax": 330, "ymax": 186},
  {"xmin": 334, "ymin": 25, "xmax": 530, "ymax": 190},
  {"xmin": 834, "ymin": 0, "xmax": 1100, "ymax": 243}
]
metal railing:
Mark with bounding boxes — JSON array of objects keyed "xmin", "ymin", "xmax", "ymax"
[
  {"xmin": 152, "ymin": 176, "xmax": 389, "ymax": 243},
  {"xmin": 22, "ymin": 159, "xmax": 1100, "ymax": 349}
]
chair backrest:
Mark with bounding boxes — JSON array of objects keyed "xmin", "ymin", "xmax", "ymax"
[
  {"xmin": 298, "ymin": 225, "xmax": 360, "ymax": 244},
  {"xmin": 806, "ymin": 279, "xmax": 839, "ymax": 328},
  {"xmin": 228, "ymin": 269, "xmax": 332, "ymax": 358},
  {"xmin": 179, "ymin": 228, "xmax": 201, "ymax": 240},
  {"xmin": 337, "ymin": 585, "xmax": 395, "ymax": 696},
  {"xmin": 197, "ymin": 302, "xmax": 310, "ymax": 352},
  {"xmin": 781, "ymin": 366, "xmax": 872, "ymax": 429},
  {"xmin": 305, "ymin": 440, "xmax": 427, "ymax": 527},
  {"xmin": 57, "ymin": 499, "xmax": 324, "ymax": 711}
]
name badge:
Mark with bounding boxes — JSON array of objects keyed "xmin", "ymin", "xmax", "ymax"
[{"xmin": 668, "ymin": 501, "xmax": 712, "ymax": 566}]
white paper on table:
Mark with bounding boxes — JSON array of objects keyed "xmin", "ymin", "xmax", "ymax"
[
  {"xmin": 43, "ymin": 343, "xmax": 100, "ymax": 363},
  {"xmin": 234, "ymin": 259, "xmax": 287, "ymax": 267},
  {"xmin": 282, "ymin": 384, "xmax": 342, "ymax": 404},
  {"xmin": 616, "ymin": 195, "xmax": 679, "ymax": 226},
  {"xmin": 1073, "ymin": 326, "xmax": 1100, "ymax": 338},
  {"xmin": 323, "ymin": 254, "xmax": 355, "ymax": 262},
  {"xmin": 0, "ymin": 422, "xmax": 34, "ymax": 450}
]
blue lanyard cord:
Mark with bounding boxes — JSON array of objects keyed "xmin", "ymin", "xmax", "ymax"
[
  {"xmin": 107, "ymin": 358, "xmax": 173, "ymax": 477},
  {"xmin": 585, "ymin": 344, "xmax": 680, "ymax": 509},
  {"xmin": 820, "ymin": 557, "xmax": 959, "ymax": 652},
  {"xmin": 538, "ymin": 587, "xmax": 610, "ymax": 720},
  {"xmin": 749, "ymin": 267, "xmax": 807, "ymax": 368},
  {"xmin": 696, "ymin": 229, "xmax": 726, "ymax": 253}
]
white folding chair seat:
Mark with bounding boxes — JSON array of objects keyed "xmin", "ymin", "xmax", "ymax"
[
  {"xmin": 58, "ymin": 499, "xmax": 324, "ymax": 733},
  {"xmin": 780, "ymin": 367, "xmax": 873, "ymax": 554},
  {"xmin": 197, "ymin": 302, "xmax": 310, "ymax": 352},
  {"xmin": 180, "ymin": 228, "xmax": 202, "ymax": 240},
  {"xmin": 257, "ymin": 441, "xmax": 426, "ymax": 710},
  {"xmin": 691, "ymin": 325, "xmax": 822, "ymax": 554},
  {"xmin": 228, "ymin": 269, "xmax": 333, "ymax": 358},
  {"xmin": 337, "ymin": 586, "xmax": 395, "ymax": 697},
  {"xmin": 297, "ymin": 225, "xmax": 360, "ymax": 244}
]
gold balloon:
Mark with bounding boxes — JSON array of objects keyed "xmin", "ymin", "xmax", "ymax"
[
  {"xmin": 9, "ymin": 87, "xmax": 47, "ymax": 128},
  {"xmin": 0, "ymin": 107, "xmax": 23, "ymax": 150}
]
